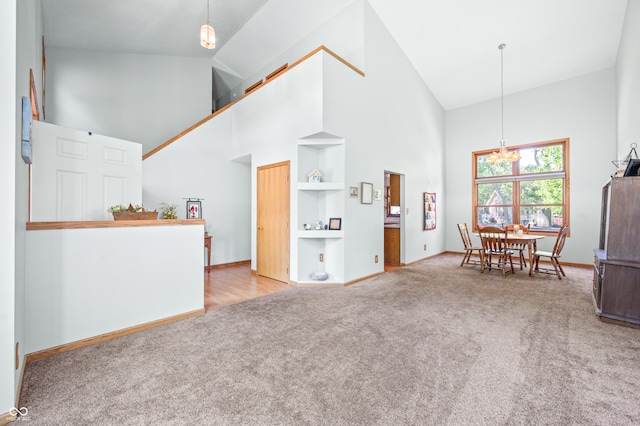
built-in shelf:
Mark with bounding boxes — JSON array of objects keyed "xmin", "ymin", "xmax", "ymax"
[
  {"xmin": 298, "ymin": 182, "xmax": 343, "ymax": 191},
  {"xmin": 297, "ymin": 133, "xmax": 345, "ymax": 284},
  {"xmin": 298, "ymin": 230, "xmax": 344, "ymax": 238}
]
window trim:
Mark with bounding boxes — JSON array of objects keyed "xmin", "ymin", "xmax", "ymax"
[{"xmin": 472, "ymin": 138, "xmax": 570, "ymax": 235}]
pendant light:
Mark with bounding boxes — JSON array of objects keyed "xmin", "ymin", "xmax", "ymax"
[
  {"xmin": 200, "ymin": 0, "xmax": 216, "ymax": 49},
  {"xmin": 487, "ymin": 44, "xmax": 521, "ymax": 164}
]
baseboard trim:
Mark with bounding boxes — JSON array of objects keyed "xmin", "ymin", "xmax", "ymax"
[
  {"xmin": 0, "ymin": 412, "xmax": 17, "ymax": 425},
  {"xmin": 25, "ymin": 308, "xmax": 205, "ymax": 364},
  {"xmin": 208, "ymin": 259, "xmax": 250, "ymax": 271}
]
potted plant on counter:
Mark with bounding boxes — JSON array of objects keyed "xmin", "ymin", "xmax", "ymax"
[{"xmin": 108, "ymin": 203, "xmax": 158, "ymax": 220}]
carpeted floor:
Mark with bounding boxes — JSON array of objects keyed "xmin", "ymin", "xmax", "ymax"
[{"xmin": 18, "ymin": 254, "xmax": 640, "ymax": 425}]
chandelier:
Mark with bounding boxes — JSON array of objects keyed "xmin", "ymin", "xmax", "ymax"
[
  {"xmin": 487, "ymin": 44, "xmax": 520, "ymax": 164},
  {"xmin": 200, "ymin": 0, "xmax": 216, "ymax": 49}
]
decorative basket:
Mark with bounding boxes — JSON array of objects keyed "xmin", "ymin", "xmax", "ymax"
[{"xmin": 113, "ymin": 211, "xmax": 158, "ymax": 220}]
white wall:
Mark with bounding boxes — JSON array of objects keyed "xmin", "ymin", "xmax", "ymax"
[
  {"xmin": 25, "ymin": 224, "xmax": 204, "ymax": 354},
  {"xmin": 46, "ymin": 48, "xmax": 212, "ymax": 155},
  {"xmin": 339, "ymin": 3, "xmax": 446, "ymax": 280},
  {"xmin": 0, "ymin": 0, "xmax": 18, "ymax": 413},
  {"xmin": 445, "ymin": 68, "xmax": 617, "ymax": 264},
  {"xmin": 616, "ymin": 0, "xmax": 640, "ymax": 156},
  {"xmin": 143, "ymin": 1, "xmax": 447, "ymax": 282}
]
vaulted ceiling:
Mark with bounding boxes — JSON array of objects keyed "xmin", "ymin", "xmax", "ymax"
[{"xmin": 42, "ymin": 0, "xmax": 629, "ymax": 110}]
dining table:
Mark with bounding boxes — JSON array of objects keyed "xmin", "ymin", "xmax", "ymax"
[{"xmin": 477, "ymin": 232, "xmax": 545, "ymax": 276}]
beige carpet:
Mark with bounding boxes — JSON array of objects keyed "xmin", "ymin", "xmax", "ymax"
[{"xmin": 18, "ymin": 254, "xmax": 640, "ymax": 425}]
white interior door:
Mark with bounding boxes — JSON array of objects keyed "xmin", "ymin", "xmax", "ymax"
[{"xmin": 31, "ymin": 121, "xmax": 142, "ymax": 221}]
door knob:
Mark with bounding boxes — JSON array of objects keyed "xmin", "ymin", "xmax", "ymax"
[{"xmin": 257, "ymin": 226, "xmax": 263, "ymax": 230}]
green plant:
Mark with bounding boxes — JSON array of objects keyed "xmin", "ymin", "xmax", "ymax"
[
  {"xmin": 160, "ymin": 202, "xmax": 178, "ymax": 219},
  {"xmin": 107, "ymin": 203, "xmax": 144, "ymax": 213}
]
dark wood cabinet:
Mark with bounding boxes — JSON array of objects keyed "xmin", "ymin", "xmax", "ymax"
[{"xmin": 593, "ymin": 177, "xmax": 640, "ymax": 327}]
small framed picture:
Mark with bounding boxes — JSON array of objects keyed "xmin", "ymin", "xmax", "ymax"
[
  {"xmin": 361, "ymin": 182, "xmax": 373, "ymax": 204},
  {"xmin": 329, "ymin": 218, "xmax": 342, "ymax": 230},
  {"xmin": 186, "ymin": 200, "xmax": 202, "ymax": 219},
  {"xmin": 349, "ymin": 186, "xmax": 359, "ymax": 198},
  {"xmin": 373, "ymin": 189, "xmax": 382, "ymax": 201}
]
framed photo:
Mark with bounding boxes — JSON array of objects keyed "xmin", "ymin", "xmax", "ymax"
[
  {"xmin": 349, "ymin": 186, "xmax": 359, "ymax": 198},
  {"xmin": 374, "ymin": 189, "xmax": 382, "ymax": 201},
  {"xmin": 329, "ymin": 218, "xmax": 342, "ymax": 230},
  {"xmin": 424, "ymin": 192, "xmax": 436, "ymax": 230},
  {"xmin": 186, "ymin": 200, "xmax": 202, "ymax": 219},
  {"xmin": 361, "ymin": 182, "xmax": 373, "ymax": 204}
]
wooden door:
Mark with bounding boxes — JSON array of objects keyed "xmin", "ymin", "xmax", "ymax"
[{"xmin": 257, "ymin": 161, "xmax": 290, "ymax": 283}]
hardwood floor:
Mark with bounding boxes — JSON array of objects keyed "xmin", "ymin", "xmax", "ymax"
[
  {"xmin": 204, "ymin": 262, "xmax": 294, "ymax": 310},
  {"xmin": 205, "ymin": 261, "xmax": 403, "ymax": 310}
]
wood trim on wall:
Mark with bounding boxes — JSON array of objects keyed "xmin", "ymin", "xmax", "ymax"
[
  {"xmin": 26, "ymin": 218, "xmax": 205, "ymax": 231},
  {"xmin": 25, "ymin": 308, "xmax": 205, "ymax": 363},
  {"xmin": 143, "ymin": 46, "xmax": 364, "ymax": 160}
]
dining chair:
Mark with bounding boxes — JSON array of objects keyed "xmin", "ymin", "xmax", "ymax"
[
  {"xmin": 532, "ymin": 225, "xmax": 569, "ymax": 279},
  {"xmin": 505, "ymin": 223, "xmax": 531, "ymax": 270},
  {"xmin": 479, "ymin": 226, "xmax": 514, "ymax": 277},
  {"xmin": 457, "ymin": 223, "xmax": 483, "ymax": 267}
]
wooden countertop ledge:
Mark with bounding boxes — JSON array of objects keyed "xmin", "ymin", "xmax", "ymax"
[{"xmin": 26, "ymin": 219, "xmax": 206, "ymax": 231}]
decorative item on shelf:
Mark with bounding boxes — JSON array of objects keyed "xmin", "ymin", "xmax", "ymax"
[
  {"xmin": 303, "ymin": 223, "xmax": 312, "ymax": 230},
  {"xmin": 315, "ymin": 221, "xmax": 323, "ymax": 230},
  {"xmin": 329, "ymin": 218, "xmax": 342, "ymax": 230},
  {"xmin": 307, "ymin": 169, "xmax": 322, "ymax": 183},
  {"xmin": 159, "ymin": 202, "xmax": 178, "ymax": 219},
  {"xmin": 612, "ymin": 143, "xmax": 639, "ymax": 177},
  {"xmin": 184, "ymin": 198, "xmax": 204, "ymax": 219},
  {"xmin": 310, "ymin": 271, "xmax": 329, "ymax": 281},
  {"xmin": 108, "ymin": 203, "xmax": 158, "ymax": 220}
]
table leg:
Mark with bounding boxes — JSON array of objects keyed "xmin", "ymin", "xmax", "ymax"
[{"xmin": 528, "ymin": 240, "xmax": 534, "ymax": 276}]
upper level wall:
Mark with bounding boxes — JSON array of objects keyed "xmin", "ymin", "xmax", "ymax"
[{"xmin": 46, "ymin": 48, "xmax": 212, "ymax": 155}]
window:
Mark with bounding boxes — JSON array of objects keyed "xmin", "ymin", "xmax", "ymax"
[{"xmin": 473, "ymin": 138, "xmax": 569, "ymax": 234}]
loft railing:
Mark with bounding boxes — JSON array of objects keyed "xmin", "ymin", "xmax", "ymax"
[{"xmin": 142, "ymin": 46, "xmax": 364, "ymax": 160}]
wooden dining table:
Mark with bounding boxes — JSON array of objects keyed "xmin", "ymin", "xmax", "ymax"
[{"xmin": 477, "ymin": 232, "xmax": 545, "ymax": 276}]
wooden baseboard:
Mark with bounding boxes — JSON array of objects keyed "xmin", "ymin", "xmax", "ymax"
[
  {"xmin": 0, "ymin": 412, "xmax": 17, "ymax": 425},
  {"xmin": 25, "ymin": 308, "xmax": 205, "ymax": 364},
  {"xmin": 207, "ymin": 259, "xmax": 250, "ymax": 272}
]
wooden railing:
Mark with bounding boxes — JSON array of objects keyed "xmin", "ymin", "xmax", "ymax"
[{"xmin": 142, "ymin": 46, "xmax": 364, "ymax": 160}]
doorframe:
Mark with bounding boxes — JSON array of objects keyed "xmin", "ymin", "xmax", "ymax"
[
  {"xmin": 384, "ymin": 170, "xmax": 406, "ymax": 266},
  {"xmin": 255, "ymin": 160, "xmax": 290, "ymax": 283}
]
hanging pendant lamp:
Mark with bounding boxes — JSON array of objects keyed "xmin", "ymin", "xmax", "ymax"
[
  {"xmin": 487, "ymin": 44, "xmax": 520, "ymax": 164},
  {"xmin": 200, "ymin": 0, "xmax": 216, "ymax": 49}
]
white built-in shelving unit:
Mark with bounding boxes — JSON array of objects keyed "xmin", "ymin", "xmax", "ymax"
[{"xmin": 297, "ymin": 133, "xmax": 345, "ymax": 284}]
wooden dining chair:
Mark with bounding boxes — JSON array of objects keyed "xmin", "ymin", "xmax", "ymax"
[
  {"xmin": 479, "ymin": 226, "xmax": 514, "ymax": 277},
  {"xmin": 505, "ymin": 223, "xmax": 531, "ymax": 270},
  {"xmin": 533, "ymin": 225, "xmax": 569, "ymax": 279},
  {"xmin": 457, "ymin": 223, "xmax": 483, "ymax": 267}
]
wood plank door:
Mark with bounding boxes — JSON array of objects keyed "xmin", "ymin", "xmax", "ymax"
[{"xmin": 257, "ymin": 161, "xmax": 290, "ymax": 283}]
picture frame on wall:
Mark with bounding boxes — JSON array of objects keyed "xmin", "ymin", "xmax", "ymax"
[
  {"xmin": 350, "ymin": 186, "xmax": 359, "ymax": 198},
  {"xmin": 424, "ymin": 192, "xmax": 436, "ymax": 230},
  {"xmin": 186, "ymin": 200, "xmax": 202, "ymax": 219},
  {"xmin": 361, "ymin": 182, "xmax": 373, "ymax": 204}
]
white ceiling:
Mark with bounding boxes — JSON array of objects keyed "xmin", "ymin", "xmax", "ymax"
[{"xmin": 42, "ymin": 0, "xmax": 629, "ymax": 111}]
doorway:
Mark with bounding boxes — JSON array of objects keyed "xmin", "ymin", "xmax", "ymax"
[
  {"xmin": 384, "ymin": 171, "xmax": 403, "ymax": 268},
  {"xmin": 256, "ymin": 161, "xmax": 290, "ymax": 283}
]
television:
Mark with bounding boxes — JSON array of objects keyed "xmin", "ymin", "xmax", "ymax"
[{"xmin": 623, "ymin": 159, "xmax": 640, "ymax": 177}]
